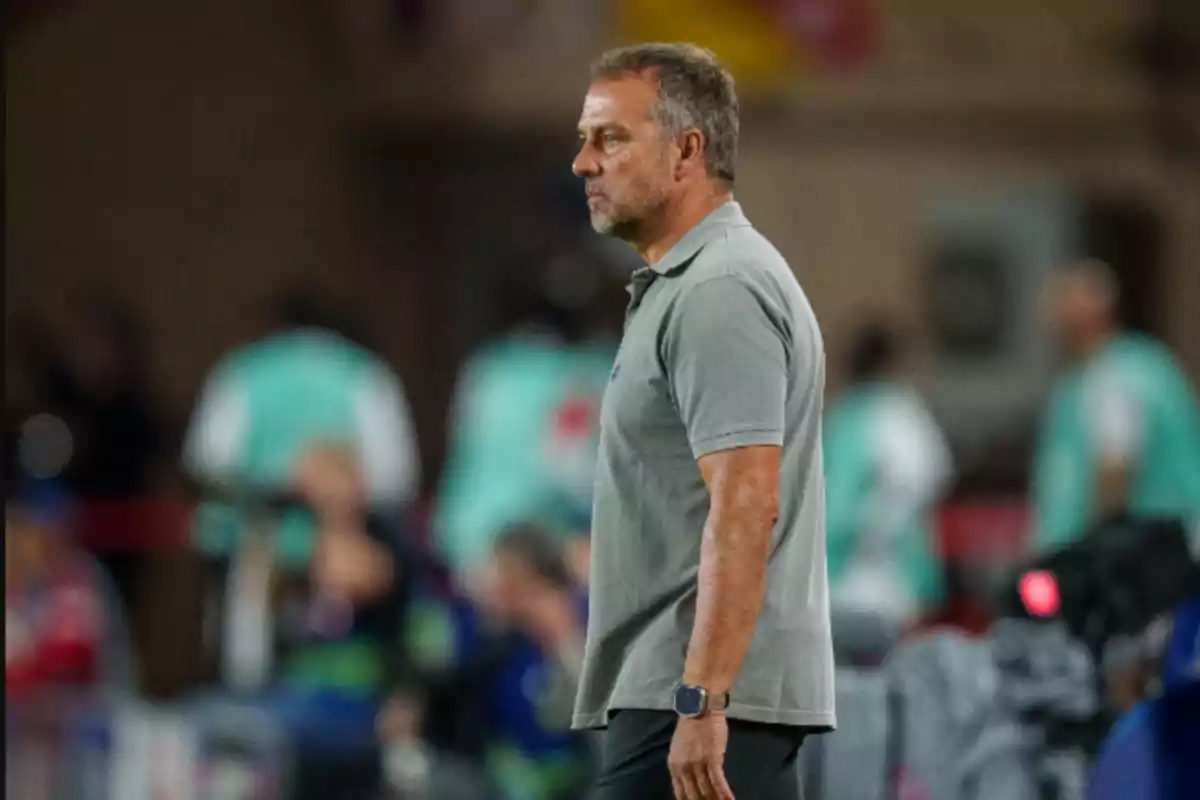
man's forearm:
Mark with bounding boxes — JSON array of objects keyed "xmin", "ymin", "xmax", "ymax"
[{"xmin": 681, "ymin": 508, "xmax": 775, "ymax": 696}]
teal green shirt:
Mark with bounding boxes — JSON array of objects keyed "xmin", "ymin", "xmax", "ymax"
[
  {"xmin": 1033, "ymin": 334, "xmax": 1200, "ymax": 552},
  {"xmin": 434, "ymin": 334, "xmax": 615, "ymax": 573},
  {"xmin": 184, "ymin": 329, "xmax": 420, "ymax": 569},
  {"xmin": 823, "ymin": 384, "xmax": 951, "ymax": 617}
]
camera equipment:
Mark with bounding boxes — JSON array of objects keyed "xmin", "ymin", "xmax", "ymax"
[{"xmin": 1007, "ymin": 515, "xmax": 1200, "ymax": 651}]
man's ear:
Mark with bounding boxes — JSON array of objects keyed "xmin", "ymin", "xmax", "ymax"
[{"xmin": 676, "ymin": 130, "xmax": 705, "ymax": 178}]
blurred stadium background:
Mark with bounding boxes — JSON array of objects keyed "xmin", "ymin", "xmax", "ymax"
[{"xmin": 6, "ymin": 1, "xmax": 1200, "ymax": 798}]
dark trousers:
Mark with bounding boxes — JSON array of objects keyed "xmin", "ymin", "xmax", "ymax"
[{"xmin": 593, "ymin": 710, "xmax": 811, "ymax": 799}]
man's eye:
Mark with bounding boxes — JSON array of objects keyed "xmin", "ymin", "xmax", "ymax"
[{"xmin": 603, "ymin": 134, "xmax": 620, "ymax": 146}]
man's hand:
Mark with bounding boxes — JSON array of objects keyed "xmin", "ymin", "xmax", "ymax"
[
  {"xmin": 293, "ymin": 442, "xmax": 366, "ymax": 524},
  {"xmin": 668, "ymin": 713, "xmax": 736, "ymax": 800},
  {"xmin": 311, "ymin": 527, "xmax": 395, "ymax": 605},
  {"xmin": 517, "ymin": 584, "xmax": 580, "ymax": 653}
]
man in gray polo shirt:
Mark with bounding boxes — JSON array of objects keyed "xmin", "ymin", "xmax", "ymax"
[{"xmin": 571, "ymin": 43, "xmax": 835, "ymax": 799}]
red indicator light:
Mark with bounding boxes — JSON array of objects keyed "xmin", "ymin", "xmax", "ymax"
[{"xmin": 1018, "ymin": 570, "xmax": 1061, "ymax": 617}]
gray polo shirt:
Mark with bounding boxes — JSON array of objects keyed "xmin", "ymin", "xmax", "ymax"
[{"xmin": 572, "ymin": 201, "xmax": 835, "ymax": 731}]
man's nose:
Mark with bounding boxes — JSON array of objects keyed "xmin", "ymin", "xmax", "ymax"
[{"xmin": 572, "ymin": 147, "xmax": 598, "ymax": 178}]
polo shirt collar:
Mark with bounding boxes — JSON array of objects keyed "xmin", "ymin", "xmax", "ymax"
[{"xmin": 649, "ymin": 200, "xmax": 750, "ymax": 275}]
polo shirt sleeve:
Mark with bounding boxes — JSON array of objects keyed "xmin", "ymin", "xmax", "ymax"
[{"xmin": 663, "ymin": 275, "xmax": 789, "ymax": 458}]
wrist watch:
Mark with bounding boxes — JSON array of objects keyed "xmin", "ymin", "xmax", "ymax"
[{"xmin": 673, "ymin": 684, "xmax": 730, "ymax": 719}]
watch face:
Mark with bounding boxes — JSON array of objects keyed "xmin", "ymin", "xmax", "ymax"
[{"xmin": 674, "ymin": 685, "xmax": 706, "ymax": 717}]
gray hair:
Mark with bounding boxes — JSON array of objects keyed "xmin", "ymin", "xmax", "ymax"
[{"xmin": 590, "ymin": 42, "xmax": 740, "ymax": 187}]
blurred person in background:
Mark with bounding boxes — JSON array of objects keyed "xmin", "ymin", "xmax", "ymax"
[
  {"xmin": 12, "ymin": 292, "xmax": 168, "ymax": 627},
  {"xmin": 1034, "ymin": 259, "xmax": 1200, "ymax": 713},
  {"xmin": 434, "ymin": 252, "xmax": 622, "ymax": 586},
  {"xmin": 823, "ymin": 322, "xmax": 953, "ymax": 648},
  {"xmin": 180, "ymin": 286, "xmax": 425, "ymax": 797},
  {"xmin": 5, "ymin": 478, "xmax": 136, "ymax": 800},
  {"xmin": 216, "ymin": 442, "xmax": 422, "ymax": 800},
  {"xmin": 472, "ymin": 524, "xmax": 592, "ymax": 799},
  {"xmin": 399, "ymin": 522, "xmax": 592, "ymax": 800},
  {"xmin": 1033, "ymin": 259, "xmax": 1200, "ymax": 552},
  {"xmin": 183, "ymin": 285, "xmax": 420, "ymax": 652},
  {"xmin": 6, "ymin": 480, "xmax": 136, "ymax": 698}
]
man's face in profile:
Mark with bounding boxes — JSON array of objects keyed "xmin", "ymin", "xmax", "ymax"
[{"xmin": 572, "ymin": 75, "xmax": 676, "ymax": 240}]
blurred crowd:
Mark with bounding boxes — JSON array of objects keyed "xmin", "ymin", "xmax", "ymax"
[
  {"xmin": 6, "ymin": 266, "xmax": 622, "ymax": 798},
  {"xmin": 9, "ymin": 0, "xmax": 1200, "ymax": 796},
  {"xmin": 7, "ymin": 243, "xmax": 1198, "ymax": 799}
]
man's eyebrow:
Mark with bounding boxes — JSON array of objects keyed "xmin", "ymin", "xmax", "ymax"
[{"xmin": 580, "ymin": 123, "xmax": 629, "ymax": 136}]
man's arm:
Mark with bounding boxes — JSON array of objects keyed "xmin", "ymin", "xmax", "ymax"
[
  {"xmin": 662, "ymin": 274, "xmax": 792, "ymax": 698},
  {"xmin": 683, "ymin": 445, "xmax": 780, "ymax": 696}
]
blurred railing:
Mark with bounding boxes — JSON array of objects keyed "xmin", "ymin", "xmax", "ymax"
[
  {"xmin": 67, "ymin": 494, "xmax": 1030, "ymax": 557},
  {"xmin": 70, "ymin": 498, "xmax": 194, "ymax": 553}
]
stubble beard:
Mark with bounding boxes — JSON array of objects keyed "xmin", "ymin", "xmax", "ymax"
[
  {"xmin": 590, "ymin": 186, "xmax": 671, "ymax": 246},
  {"xmin": 591, "ymin": 207, "xmax": 639, "ymax": 242}
]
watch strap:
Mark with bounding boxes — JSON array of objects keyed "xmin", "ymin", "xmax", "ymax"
[{"xmin": 676, "ymin": 684, "xmax": 731, "ymax": 717}]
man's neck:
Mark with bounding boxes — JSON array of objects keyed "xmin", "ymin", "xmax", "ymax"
[
  {"xmin": 640, "ymin": 188, "xmax": 733, "ymax": 266},
  {"xmin": 1076, "ymin": 326, "xmax": 1118, "ymax": 363}
]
